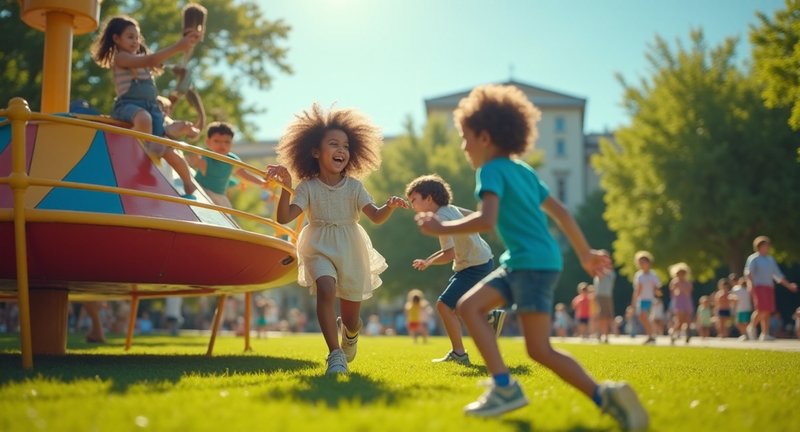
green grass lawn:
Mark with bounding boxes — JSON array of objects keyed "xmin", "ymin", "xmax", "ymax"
[{"xmin": 1, "ymin": 334, "xmax": 798, "ymax": 431}]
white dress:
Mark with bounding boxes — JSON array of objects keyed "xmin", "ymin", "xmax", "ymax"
[{"xmin": 291, "ymin": 176, "xmax": 387, "ymax": 301}]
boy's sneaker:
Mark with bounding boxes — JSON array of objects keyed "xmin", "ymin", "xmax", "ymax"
[
  {"xmin": 337, "ymin": 316, "xmax": 362, "ymax": 362},
  {"xmin": 432, "ymin": 350, "xmax": 471, "ymax": 365},
  {"xmin": 464, "ymin": 380, "xmax": 528, "ymax": 417},
  {"xmin": 487, "ymin": 309, "xmax": 507, "ymax": 337},
  {"xmin": 325, "ymin": 349, "xmax": 348, "ymax": 375},
  {"xmin": 599, "ymin": 381, "xmax": 649, "ymax": 431}
]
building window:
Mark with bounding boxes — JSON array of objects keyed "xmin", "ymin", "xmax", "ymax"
[
  {"xmin": 556, "ymin": 139, "xmax": 566, "ymax": 157},
  {"xmin": 556, "ymin": 176, "xmax": 567, "ymax": 204},
  {"xmin": 555, "ymin": 116, "xmax": 565, "ymax": 133}
]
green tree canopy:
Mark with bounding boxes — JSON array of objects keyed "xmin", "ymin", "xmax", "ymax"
[
  {"xmin": 0, "ymin": 0, "xmax": 291, "ymax": 140},
  {"xmin": 750, "ymin": 0, "xmax": 800, "ymax": 131},
  {"xmin": 594, "ymin": 30, "xmax": 800, "ymax": 282}
]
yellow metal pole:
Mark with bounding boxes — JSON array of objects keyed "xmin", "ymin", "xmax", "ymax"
[
  {"xmin": 8, "ymin": 98, "xmax": 33, "ymax": 369},
  {"xmin": 206, "ymin": 296, "xmax": 226, "ymax": 356},
  {"xmin": 40, "ymin": 11, "xmax": 73, "ymax": 113},
  {"xmin": 244, "ymin": 292, "xmax": 252, "ymax": 352},
  {"xmin": 125, "ymin": 295, "xmax": 140, "ymax": 351}
]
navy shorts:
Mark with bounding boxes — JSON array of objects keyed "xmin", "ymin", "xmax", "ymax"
[
  {"xmin": 482, "ymin": 267, "xmax": 560, "ymax": 313},
  {"xmin": 438, "ymin": 259, "xmax": 494, "ymax": 309}
]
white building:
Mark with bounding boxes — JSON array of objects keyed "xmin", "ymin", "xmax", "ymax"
[{"xmin": 424, "ymin": 79, "xmax": 603, "ymax": 212}]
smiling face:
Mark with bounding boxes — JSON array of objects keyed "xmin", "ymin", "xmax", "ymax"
[
  {"xmin": 112, "ymin": 24, "xmax": 141, "ymax": 54},
  {"xmin": 314, "ymin": 129, "xmax": 350, "ymax": 176}
]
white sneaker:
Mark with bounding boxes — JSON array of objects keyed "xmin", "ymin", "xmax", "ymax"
[
  {"xmin": 746, "ymin": 325, "xmax": 756, "ymax": 340},
  {"xmin": 758, "ymin": 333, "xmax": 775, "ymax": 341},
  {"xmin": 325, "ymin": 349, "xmax": 348, "ymax": 374},
  {"xmin": 337, "ymin": 316, "xmax": 362, "ymax": 362},
  {"xmin": 738, "ymin": 334, "xmax": 749, "ymax": 341},
  {"xmin": 599, "ymin": 381, "xmax": 649, "ymax": 431},
  {"xmin": 464, "ymin": 380, "xmax": 528, "ymax": 417}
]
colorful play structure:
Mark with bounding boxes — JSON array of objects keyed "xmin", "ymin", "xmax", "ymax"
[{"xmin": 1, "ymin": 1, "xmax": 301, "ymax": 368}]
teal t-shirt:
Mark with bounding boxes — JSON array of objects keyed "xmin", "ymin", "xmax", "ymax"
[
  {"xmin": 194, "ymin": 152, "xmax": 241, "ymax": 194},
  {"xmin": 476, "ymin": 157, "xmax": 562, "ymax": 271}
]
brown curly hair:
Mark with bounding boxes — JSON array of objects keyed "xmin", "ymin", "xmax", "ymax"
[
  {"xmin": 404, "ymin": 174, "xmax": 452, "ymax": 206},
  {"xmin": 276, "ymin": 103, "xmax": 382, "ymax": 180},
  {"xmin": 453, "ymin": 84, "xmax": 541, "ymax": 156}
]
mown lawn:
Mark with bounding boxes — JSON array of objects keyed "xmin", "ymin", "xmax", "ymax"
[{"xmin": 1, "ymin": 333, "xmax": 798, "ymax": 431}]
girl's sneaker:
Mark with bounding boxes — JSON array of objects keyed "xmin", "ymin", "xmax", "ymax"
[
  {"xmin": 325, "ymin": 349, "xmax": 348, "ymax": 375},
  {"xmin": 464, "ymin": 380, "xmax": 528, "ymax": 417},
  {"xmin": 337, "ymin": 317, "xmax": 362, "ymax": 362}
]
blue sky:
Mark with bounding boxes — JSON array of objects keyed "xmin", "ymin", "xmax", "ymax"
[{"xmin": 250, "ymin": 0, "xmax": 786, "ymax": 140}]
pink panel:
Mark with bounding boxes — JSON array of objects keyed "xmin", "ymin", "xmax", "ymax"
[
  {"xmin": 0, "ymin": 124, "xmax": 37, "ymax": 208},
  {"xmin": 105, "ymin": 132, "xmax": 198, "ymax": 221}
]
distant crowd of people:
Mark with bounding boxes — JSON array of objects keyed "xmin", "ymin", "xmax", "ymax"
[{"xmin": 558, "ymin": 236, "xmax": 798, "ymax": 344}]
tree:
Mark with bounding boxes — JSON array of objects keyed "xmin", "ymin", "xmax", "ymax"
[
  {"xmin": 594, "ymin": 30, "xmax": 800, "ymax": 282},
  {"xmin": 0, "ymin": 0, "xmax": 291, "ymax": 140},
  {"xmin": 750, "ymin": 0, "xmax": 800, "ymax": 131}
]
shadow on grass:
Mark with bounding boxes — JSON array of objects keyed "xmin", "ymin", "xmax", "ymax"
[
  {"xmin": 454, "ymin": 363, "xmax": 532, "ymax": 377},
  {"xmin": 0, "ymin": 352, "xmax": 317, "ymax": 393},
  {"xmin": 265, "ymin": 372, "xmax": 404, "ymax": 408},
  {"xmin": 502, "ymin": 418, "xmax": 612, "ymax": 432}
]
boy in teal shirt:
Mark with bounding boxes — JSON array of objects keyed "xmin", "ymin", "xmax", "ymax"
[
  {"xmin": 415, "ymin": 84, "xmax": 647, "ymax": 430},
  {"xmin": 187, "ymin": 121, "xmax": 266, "ymax": 207}
]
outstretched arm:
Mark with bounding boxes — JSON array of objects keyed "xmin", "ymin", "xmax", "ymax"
[
  {"xmin": 417, "ymin": 193, "xmax": 499, "ymax": 235},
  {"xmin": 412, "ymin": 248, "xmax": 455, "ymax": 271},
  {"xmin": 235, "ymin": 167, "xmax": 268, "ymax": 188},
  {"xmin": 362, "ymin": 196, "xmax": 408, "ymax": 224},
  {"xmin": 541, "ymin": 195, "xmax": 610, "ymax": 277},
  {"xmin": 265, "ymin": 164, "xmax": 302, "ymax": 224},
  {"xmin": 115, "ymin": 30, "xmax": 201, "ymax": 69}
]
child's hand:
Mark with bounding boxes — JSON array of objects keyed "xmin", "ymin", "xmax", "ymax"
[
  {"xmin": 415, "ymin": 212, "xmax": 443, "ymax": 236},
  {"xmin": 265, "ymin": 164, "xmax": 292, "ymax": 187},
  {"xmin": 385, "ymin": 196, "xmax": 408, "ymax": 209},
  {"xmin": 178, "ymin": 29, "xmax": 201, "ymax": 50},
  {"xmin": 412, "ymin": 259, "xmax": 429, "ymax": 271},
  {"xmin": 579, "ymin": 249, "xmax": 612, "ymax": 278}
]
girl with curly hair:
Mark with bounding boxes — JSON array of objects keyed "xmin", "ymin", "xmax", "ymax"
[{"xmin": 266, "ymin": 104, "xmax": 408, "ymax": 374}]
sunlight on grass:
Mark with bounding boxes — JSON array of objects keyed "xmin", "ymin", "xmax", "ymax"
[{"xmin": 1, "ymin": 334, "xmax": 799, "ymax": 431}]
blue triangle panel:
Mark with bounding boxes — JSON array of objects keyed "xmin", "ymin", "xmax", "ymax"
[
  {"xmin": 38, "ymin": 131, "xmax": 124, "ymax": 213},
  {"xmin": 0, "ymin": 121, "xmax": 10, "ymax": 155}
]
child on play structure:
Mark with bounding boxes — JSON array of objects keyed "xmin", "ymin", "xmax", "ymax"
[
  {"xmin": 91, "ymin": 15, "xmax": 200, "ymax": 196},
  {"xmin": 266, "ymin": 103, "xmax": 408, "ymax": 375},
  {"xmin": 414, "ymin": 84, "xmax": 647, "ymax": 429}
]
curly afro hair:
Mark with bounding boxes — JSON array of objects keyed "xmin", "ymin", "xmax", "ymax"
[
  {"xmin": 276, "ymin": 103, "xmax": 382, "ymax": 180},
  {"xmin": 404, "ymin": 174, "xmax": 452, "ymax": 207},
  {"xmin": 453, "ymin": 84, "xmax": 541, "ymax": 156}
]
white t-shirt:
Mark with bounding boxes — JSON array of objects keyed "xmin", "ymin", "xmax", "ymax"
[
  {"xmin": 436, "ymin": 205, "xmax": 493, "ymax": 272},
  {"xmin": 730, "ymin": 285, "xmax": 752, "ymax": 312},
  {"xmin": 634, "ymin": 270, "xmax": 661, "ymax": 300}
]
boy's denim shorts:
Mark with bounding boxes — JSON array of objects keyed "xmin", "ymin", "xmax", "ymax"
[
  {"xmin": 482, "ymin": 267, "xmax": 561, "ymax": 313},
  {"xmin": 438, "ymin": 259, "xmax": 494, "ymax": 309}
]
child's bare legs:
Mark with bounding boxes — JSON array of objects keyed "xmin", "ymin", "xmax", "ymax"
[
  {"xmin": 716, "ymin": 317, "xmax": 729, "ymax": 338},
  {"xmin": 520, "ymin": 312, "xmax": 598, "ymax": 398},
  {"xmin": 457, "ymin": 284, "xmax": 507, "ymax": 374},
  {"xmin": 163, "ymin": 148, "xmax": 197, "ymax": 195},
  {"xmin": 131, "ymin": 110, "xmax": 196, "ymax": 195},
  {"xmin": 438, "ymin": 300, "xmax": 466, "ymax": 353},
  {"xmin": 316, "ymin": 276, "xmax": 339, "ymax": 352},
  {"xmin": 638, "ymin": 311, "xmax": 653, "ymax": 337},
  {"xmin": 339, "ymin": 298, "xmax": 361, "ymax": 335}
]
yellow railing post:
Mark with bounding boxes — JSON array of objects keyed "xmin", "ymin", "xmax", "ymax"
[{"xmin": 7, "ymin": 97, "xmax": 33, "ymax": 369}]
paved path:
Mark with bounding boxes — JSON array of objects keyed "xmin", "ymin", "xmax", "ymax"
[{"xmin": 548, "ymin": 335, "xmax": 800, "ymax": 352}]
